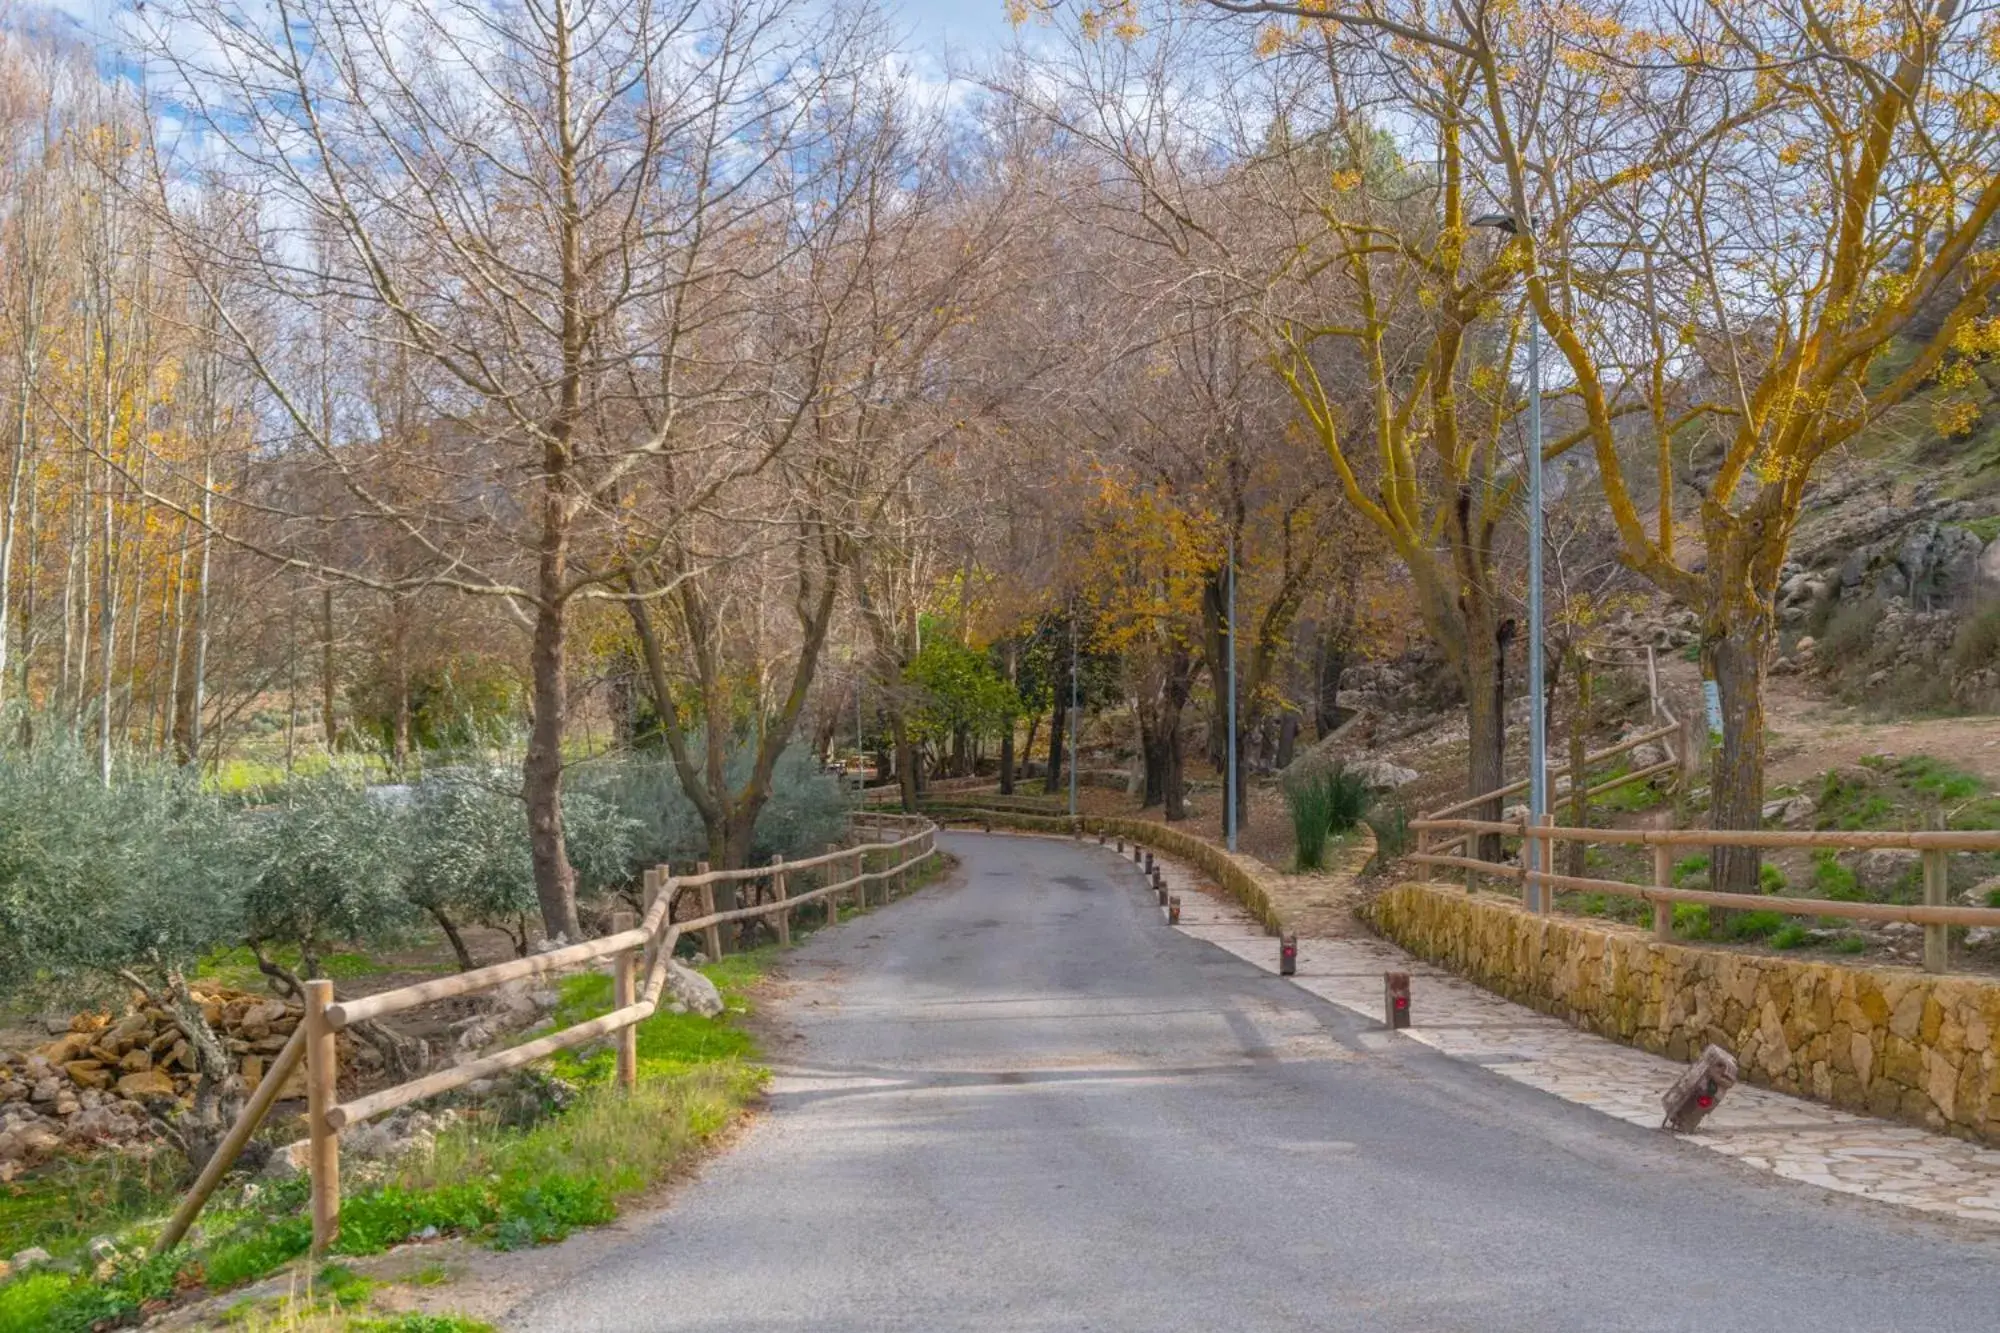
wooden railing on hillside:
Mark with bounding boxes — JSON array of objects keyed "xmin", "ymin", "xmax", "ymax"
[
  {"xmin": 1423, "ymin": 720, "xmax": 1683, "ymax": 824},
  {"xmin": 1409, "ymin": 816, "xmax": 2000, "ymax": 978},
  {"xmin": 153, "ymin": 816, "xmax": 941, "ymax": 1258}
]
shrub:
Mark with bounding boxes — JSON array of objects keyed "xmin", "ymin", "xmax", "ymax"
[
  {"xmin": 1671, "ymin": 854, "xmax": 1710, "ymax": 888},
  {"xmin": 578, "ymin": 744, "xmax": 847, "ymax": 872},
  {"xmin": 1759, "ymin": 862, "xmax": 1787, "ymax": 894},
  {"xmin": 1812, "ymin": 850, "xmax": 1866, "ymax": 901},
  {"xmin": 1282, "ymin": 764, "xmax": 1371, "ymax": 871},
  {"xmin": 1672, "ymin": 903, "xmax": 1711, "ymax": 939},
  {"xmin": 1950, "ymin": 601, "xmax": 2000, "ymax": 676},
  {"xmin": 1723, "ymin": 909, "xmax": 1787, "ymax": 941},
  {"xmin": 0, "ymin": 741, "xmax": 240, "ymax": 1008},
  {"xmin": 1364, "ymin": 801, "xmax": 1411, "ymax": 873},
  {"xmin": 1770, "ymin": 923, "xmax": 1812, "ymax": 949},
  {"xmin": 1833, "ymin": 934, "xmax": 1869, "ymax": 955},
  {"xmin": 242, "ymin": 773, "xmax": 416, "ymax": 977}
]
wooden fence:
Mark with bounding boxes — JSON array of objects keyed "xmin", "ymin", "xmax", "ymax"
[
  {"xmin": 1409, "ymin": 815, "xmax": 2000, "ymax": 977},
  {"xmin": 153, "ymin": 816, "xmax": 941, "ymax": 1258}
]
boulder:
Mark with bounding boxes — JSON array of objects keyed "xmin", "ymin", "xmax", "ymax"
[
  {"xmin": 1853, "ymin": 848, "xmax": 1921, "ymax": 893},
  {"xmin": 261, "ymin": 1139, "xmax": 312, "ymax": 1181},
  {"xmin": 1347, "ymin": 757, "xmax": 1420, "ymax": 789},
  {"xmin": 114, "ymin": 1069, "xmax": 176, "ymax": 1102},
  {"xmin": 64, "ymin": 1060, "xmax": 111, "ymax": 1091},
  {"xmin": 1761, "ymin": 795, "xmax": 1817, "ymax": 827},
  {"xmin": 666, "ymin": 961, "xmax": 725, "ymax": 1018},
  {"xmin": 10, "ymin": 1247, "xmax": 51, "ymax": 1273}
]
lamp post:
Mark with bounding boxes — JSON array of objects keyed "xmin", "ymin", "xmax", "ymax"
[
  {"xmin": 1226, "ymin": 527, "xmax": 1238, "ymax": 854},
  {"xmin": 1069, "ymin": 605, "xmax": 1079, "ymax": 820},
  {"xmin": 1472, "ymin": 210, "xmax": 1546, "ymax": 908}
]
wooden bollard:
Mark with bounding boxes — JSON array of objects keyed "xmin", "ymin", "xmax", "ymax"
[
  {"xmin": 304, "ymin": 979, "xmax": 340, "ymax": 1254},
  {"xmin": 771, "ymin": 854, "xmax": 791, "ymax": 946},
  {"xmin": 611, "ymin": 911, "xmax": 638, "ymax": 1091},
  {"xmin": 1167, "ymin": 895, "xmax": 1181, "ymax": 925},
  {"xmin": 1384, "ymin": 972, "xmax": 1411, "ymax": 1029},
  {"xmin": 1144, "ymin": 851, "xmax": 1155, "ymax": 873},
  {"xmin": 1280, "ymin": 934, "xmax": 1297, "ymax": 976}
]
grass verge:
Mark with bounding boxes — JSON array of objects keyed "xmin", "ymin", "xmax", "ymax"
[{"xmin": 0, "ymin": 957, "xmax": 769, "ymax": 1333}]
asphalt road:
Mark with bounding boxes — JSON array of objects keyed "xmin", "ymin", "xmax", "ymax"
[{"xmin": 509, "ymin": 833, "xmax": 2000, "ymax": 1332}]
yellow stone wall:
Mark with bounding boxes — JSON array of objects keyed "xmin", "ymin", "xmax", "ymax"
[{"xmin": 1369, "ymin": 882, "xmax": 2000, "ymax": 1143}]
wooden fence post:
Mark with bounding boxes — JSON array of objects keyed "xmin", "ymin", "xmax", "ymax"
[
  {"xmin": 696, "ymin": 861, "xmax": 722, "ymax": 960},
  {"xmin": 772, "ymin": 854, "xmax": 791, "ymax": 946},
  {"xmin": 304, "ymin": 978, "xmax": 341, "ymax": 1255},
  {"xmin": 641, "ymin": 867, "xmax": 663, "ymax": 972},
  {"xmin": 1537, "ymin": 814, "xmax": 1556, "ymax": 914},
  {"xmin": 1652, "ymin": 844, "xmax": 1674, "ymax": 942},
  {"xmin": 610, "ymin": 911, "xmax": 638, "ymax": 1090},
  {"xmin": 826, "ymin": 842, "xmax": 843, "ymax": 923},
  {"xmin": 1924, "ymin": 847, "xmax": 1951, "ymax": 974}
]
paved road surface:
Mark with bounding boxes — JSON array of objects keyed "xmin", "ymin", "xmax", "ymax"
[{"xmin": 510, "ymin": 833, "xmax": 2000, "ymax": 1331}]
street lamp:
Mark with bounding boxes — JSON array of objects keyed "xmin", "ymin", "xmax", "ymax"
[
  {"xmin": 1472, "ymin": 210, "xmax": 1547, "ymax": 910},
  {"xmin": 1226, "ymin": 527, "xmax": 1238, "ymax": 854}
]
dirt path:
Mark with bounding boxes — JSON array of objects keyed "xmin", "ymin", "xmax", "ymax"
[{"xmin": 1657, "ymin": 655, "xmax": 2000, "ymax": 789}]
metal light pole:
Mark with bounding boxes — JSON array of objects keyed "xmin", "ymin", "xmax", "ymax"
[
  {"xmin": 1068, "ymin": 609, "xmax": 1079, "ymax": 819},
  {"xmin": 1473, "ymin": 211, "xmax": 1547, "ymax": 907},
  {"xmin": 1226, "ymin": 528, "xmax": 1238, "ymax": 854}
]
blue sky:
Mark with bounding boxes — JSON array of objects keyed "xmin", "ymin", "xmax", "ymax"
[{"xmin": 888, "ymin": 0, "xmax": 1015, "ymax": 56}]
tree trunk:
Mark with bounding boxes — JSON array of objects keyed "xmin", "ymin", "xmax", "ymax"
[
  {"xmin": 1164, "ymin": 721, "xmax": 1188, "ymax": 822},
  {"xmin": 389, "ymin": 595, "xmax": 412, "ymax": 772},
  {"xmin": 1464, "ymin": 614, "xmax": 1511, "ymax": 862},
  {"xmin": 1139, "ymin": 707, "xmax": 1166, "ymax": 808},
  {"xmin": 525, "ymin": 591, "xmax": 580, "ymax": 943},
  {"xmin": 1045, "ymin": 699, "xmax": 1066, "ymax": 796},
  {"xmin": 1708, "ymin": 604, "xmax": 1771, "ymax": 896},
  {"xmin": 1021, "ymin": 714, "xmax": 1040, "ymax": 779},
  {"xmin": 894, "ymin": 713, "xmax": 918, "ymax": 812},
  {"xmin": 1314, "ymin": 629, "xmax": 1346, "ymax": 737},
  {"xmin": 1564, "ymin": 657, "xmax": 1590, "ymax": 879},
  {"xmin": 1275, "ymin": 713, "xmax": 1299, "ymax": 770},
  {"xmin": 999, "ymin": 642, "xmax": 1018, "ymax": 794},
  {"xmin": 320, "ymin": 586, "xmax": 338, "ymax": 752},
  {"xmin": 430, "ymin": 906, "xmax": 475, "ymax": 972}
]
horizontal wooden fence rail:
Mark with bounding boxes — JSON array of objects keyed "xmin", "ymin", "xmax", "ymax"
[
  {"xmin": 153, "ymin": 816, "xmax": 941, "ymax": 1259},
  {"xmin": 1409, "ymin": 815, "xmax": 2000, "ymax": 980},
  {"xmin": 1424, "ymin": 722, "xmax": 1679, "ymax": 824}
]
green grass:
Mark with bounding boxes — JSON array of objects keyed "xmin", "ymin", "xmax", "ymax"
[
  {"xmin": 1673, "ymin": 903, "xmax": 1712, "ymax": 939},
  {"xmin": 1834, "ymin": 934, "xmax": 1869, "ymax": 955},
  {"xmin": 1812, "ymin": 850, "xmax": 1866, "ymax": 901},
  {"xmin": 1895, "ymin": 755, "xmax": 1984, "ymax": 803},
  {"xmin": 1721, "ymin": 909, "xmax": 1788, "ymax": 941},
  {"xmin": 0, "ymin": 952, "xmax": 769, "ymax": 1331},
  {"xmin": 197, "ymin": 944, "xmax": 404, "ymax": 988},
  {"xmin": 0, "ymin": 1147, "xmax": 188, "ymax": 1259},
  {"xmin": 1770, "ymin": 924, "xmax": 1812, "ymax": 949},
  {"xmin": 1671, "ymin": 855, "xmax": 1709, "ymax": 887},
  {"xmin": 1759, "ymin": 862, "xmax": 1787, "ymax": 894},
  {"xmin": 1956, "ymin": 515, "xmax": 2000, "ymax": 543}
]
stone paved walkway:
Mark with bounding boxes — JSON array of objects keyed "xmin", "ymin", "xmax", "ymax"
[{"xmin": 1075, "ymin": 834, "xmax": 2000, "ymax": 1228}]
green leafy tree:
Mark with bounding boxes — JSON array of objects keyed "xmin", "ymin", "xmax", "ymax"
[
  {"xmin": 0, "ymin": 740, "xmax": 245, "ymax": 1166},
  {"xmin": 906, "ymin": 638, "xmax": 1021, "ymax": 777},
  {"xmin": 242, "ymin": 774, "xmax": 416, "ymax": 980}
]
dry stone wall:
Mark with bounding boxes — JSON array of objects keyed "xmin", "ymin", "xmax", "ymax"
[{"xmin": 1369, "ymin": 882, "xmax": 2000, "ymax": 1143}]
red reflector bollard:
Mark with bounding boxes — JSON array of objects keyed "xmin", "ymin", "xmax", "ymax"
[
  {"xmin": 1167, "ymin": 895, "xmax": 1181, "ymax": 925},
  {"xmin": 1384, "ymin": 972, "xmax": 1411, "ymax": 1029},
  {"xmin": 1662, "ymin": 1044, "xmax": 1739, "ymax": 1133},
  {"xmin": 1144, "ymin": 851, "xmax": 1155, "ymax": 874},
  {"xmin": 1280, "ymin": 934, "xmax": 1297, "ymax": 976}
]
